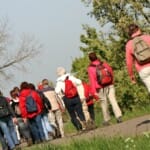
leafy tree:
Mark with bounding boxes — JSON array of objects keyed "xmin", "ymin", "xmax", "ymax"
[{"xmin": 72, "ymin": 0, "xmax": 150, "ymax": 110}]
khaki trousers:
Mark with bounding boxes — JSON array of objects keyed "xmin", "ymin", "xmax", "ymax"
[
  {"xmin": 99, "ymin": 85, "xmax": 122, "ymax": 122},
  {"xmin": 82, "ymin": 100, "xmax": 91, "ymax": 122},
  {"xmin": 48, "ymin": 109, "xmax": 64, "ymax": 137}
]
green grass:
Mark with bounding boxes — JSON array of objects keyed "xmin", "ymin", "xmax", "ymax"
[
  {"xmin": 23, "ymin": 103, "xmax": 150, "ymax": 150},
  {"xmin": 25, "ymin": 134, "xmax": 150, "ymax": 150}
]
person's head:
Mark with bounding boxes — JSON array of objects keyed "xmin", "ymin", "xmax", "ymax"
[
  {"xmin": 28, "ymin": 83, "xmax": 36, "ymax": 90},
  {"xmin": 13, "ymin": 86, "xmax": 20, "ymax": 96},
  {"xmin": 88, "ymin": 52, "xmax": 98, "ymax": 62},
  {"xmin": 20, "ymin": 81, "xmax": 29, "ymax": 91},
  {"xmin": 128, "ymin": 24, "xmax": 139, "ymax": 37},
  {"xmin": 37, "ymin": 82, "xmax": 43, "ymax": 90},
  {"xmin": 42, "ymin": 79, "xmax": 49, "ymax": 86},
  {"xmin": 56, "ymin": 67, "xmax": 66, "ymax": 77},
  {"xmin": 10, "ymin": 90, "xmax": 18, "ymax": 99}
]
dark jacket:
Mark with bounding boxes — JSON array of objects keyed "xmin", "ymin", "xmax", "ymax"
[
  {"xmin": 37, "ymin": 90, "xmax": 51, "ymax": 114},
  {"xmin": 0, "ymin": 96, "xmax": 16, "ymax": 120}
]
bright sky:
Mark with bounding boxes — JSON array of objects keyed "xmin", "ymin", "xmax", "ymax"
[{"xmin": 0, "ymin": 0, "xmax": 98, "ymax": 96}]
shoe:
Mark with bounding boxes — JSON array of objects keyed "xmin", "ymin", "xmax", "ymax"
[
  {"xmin": 34, "ymin": 140, "xmax": 41, "ymax": 144},
  {"xmin": 117, "ymin": 117, "xmax": 122, "ymax": 123},
  {"xmin": 13, "ymin": 144, "xmax": 21, "ymax": 150},
  {"xmin": 102, "ymin": 121, "xmax": 110, "ymax": 126},
  {"xmin": 26, "ymin": 138, "xmax": 33, "ymax": 146}
]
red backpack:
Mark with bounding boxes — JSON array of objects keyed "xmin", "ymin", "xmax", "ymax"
[
  {"xmin": 90, "ymin": 62, "xmax": 113, "ymax": 86},
  {"xmin": 64, "ymin": 76, "xmax": 78, "ymax": 98}
]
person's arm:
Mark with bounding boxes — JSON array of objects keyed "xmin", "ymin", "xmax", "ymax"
[
  {"xmin": 43, "ymin": 93, "xmax": 52, "ymax": 110},
  {"xmin": 126, "ymin": 42, "xmax": 136, "ymax": 83},
  {"xmin": 87, "ymin": 67, "xmax": 97, "ymax": 95},
  {"xmin": 6, "ymin": 100, "xmax": 17, "ymax": 124}
]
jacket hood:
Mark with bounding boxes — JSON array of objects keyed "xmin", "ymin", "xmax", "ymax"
[
  {"xmin": 131, "ymin": 29, "xmax": 142, "ymax": 38},
  {"xmin": 20, "ymin": 89, "xmax": 31, "ymax": 97},
  {"xmin": 90, "ymin": 60, "xmax": 101, "ymax": 65},
  {"xmin": 56, "ymin": 73, "xmax": 70, "ymax": 82}
]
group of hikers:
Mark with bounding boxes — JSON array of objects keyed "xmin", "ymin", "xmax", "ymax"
[{"xmin": 0, "ymin": 23, "xmax": 149, "ymax": 150}]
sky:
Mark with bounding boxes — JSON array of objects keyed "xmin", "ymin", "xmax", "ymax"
[{"xmin": 0, "ymin": 0, "xmax": 98, "ymax": 96}]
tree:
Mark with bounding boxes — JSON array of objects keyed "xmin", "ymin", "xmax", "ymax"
[
  {"xmin": 0, "ymin": 18, "xmax": 42, "ymax": 81},
  {"xmin": 72, "ymin": 0, "xmax": 150, "ymax": 110}
]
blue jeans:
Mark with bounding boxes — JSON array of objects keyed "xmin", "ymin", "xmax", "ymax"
[
  {"xmin": 0, "ymin": 117, "xmax": 19, "ymax": 149},
  {"xmin": 41, "ymin": 114, "xmax": 53, "ymax": 140},
  {"xmin": 17, "ymin": 117, "xmax": 32, "ymax": 139},
  {"xmin": 0, "ymin": 128, "xmax": 8, "ymax": 150},
  {"xmin": 28, "ymin": 114, "xmax": 45, "ymax": 142}
]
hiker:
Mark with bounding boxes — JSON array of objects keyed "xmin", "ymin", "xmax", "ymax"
[
  {"xmin": 125, "ymin": 24, "xmax": 150, "ymax": 93},
  {"xmin": 0, "ymin": 91, "xmax": 20, "ymax": 150},
  {"xmin": 10, "ymin": 89, "xmax": 33, "ymax": 146},
  {"xmin": 28, "ymin": 83, "xmax": 54, "ymax": 141},
  {"xmin": 41, "ymin": 79, "xmax": 65, "ymax": 138},
  {"xmin": 87, "ymin": 52, "xmax": 122, "ymax": 126},
  {"xmin": 82, "ymin": 82, "xmax": 99, "ymax": 124},
  {"xmin": 79, "ymin": 82, "xmax": 97, "ymax": 130},
  {"xmin": 19, "ymin": 82, "xmax": 46, "ymax": 144},
  {"xmin": 55, "ymin": 67, "xmax": 87, "ymax": 132}
]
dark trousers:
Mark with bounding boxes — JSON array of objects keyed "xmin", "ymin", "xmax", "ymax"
[
  {"xmin": 28, "ymin": 114, "xmax": 45, "ymax": 142},
  {"xmin": 17, "ymin": 117, "xmax": 32, "ymax": 140},
  {"xmin": 88, "ymin": 104, "xmax": 95, "ymax": 121},
  {"xmin": 63, "ymin": 96, "xmax": 85, "ymax": 130}
]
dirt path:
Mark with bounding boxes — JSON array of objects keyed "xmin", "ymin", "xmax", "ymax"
[{"xmin": 50, "ymin": 114, "xmax": 150, "ymax": 145}]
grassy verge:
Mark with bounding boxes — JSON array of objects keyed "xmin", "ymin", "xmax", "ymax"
[{"xmin": 25, "ymin": 133, "xmax": 150, "ymax": 150}]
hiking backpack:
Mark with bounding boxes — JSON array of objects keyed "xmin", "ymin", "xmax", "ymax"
[
  {"xmin": 25, "ymin": 92, "xmax": 38, "ymax": 113},
  {"xmin": 64, "ymin": 76, "xmax": 78, "ymax": 98},
  {"xmin": 133, "ymin": 36, "xmax": 150, "ymax": 65},
  {"xmin": 0, "ymin": 96, "xmax": 10, "ymax": 118},
  {"xmin": 91, "ymin": 63, "xmax": 113, "ymax": 86}
]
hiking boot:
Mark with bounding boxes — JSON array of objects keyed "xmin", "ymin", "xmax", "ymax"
[
  {"xmin": 117, "ymin": 117, "xmax": 122, "ymax": 123},
  {"xmin": 86, "ymin": 120, "xmax": 97, "ymax": 130},
  {"xmin": 13, "ymin": 144, "xmax": 21, "ymax": 150},
  {"xmin": 26, "ymin": 138, "xmax": 33, "ymax": 146},
  {"xmin": 102, "ymin": 121, "xmax": 110, "ymax": 126},
  {"xmin": 80, "ymin": 121, "xmax": 87, "ymax": 130}
]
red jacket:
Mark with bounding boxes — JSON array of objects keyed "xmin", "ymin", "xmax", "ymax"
[
  {"xmin": 82, "ymin": 82, "xmax": 94, "ymax": 106},
  {"xmin": 87, "ymin": 60, "xmax": 113, "ymax": 95},
  {"xmin": 19, "ymin": 89, "xmax": 43, "ymax": 119}
]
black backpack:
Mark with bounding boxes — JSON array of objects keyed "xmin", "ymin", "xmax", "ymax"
[
  {"xmin": 26, "ymin": 92, "xmax": 38, "ymax": 113},
  {"xmin": 0, "ymin": 96, "xmax": 10, "ymax": 118}
]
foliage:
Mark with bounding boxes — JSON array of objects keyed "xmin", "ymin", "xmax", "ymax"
[{"xmin": 71, "ymin": 0, "xmax": 150, "ymax": 111}]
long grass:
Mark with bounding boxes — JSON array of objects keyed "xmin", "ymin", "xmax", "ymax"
[{"xmin": 26, "ymin": 134, "xmax": 150, "ymax": 150}]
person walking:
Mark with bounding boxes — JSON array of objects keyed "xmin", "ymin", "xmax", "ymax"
[
  {"xmin": 10, "ymin": 89, "xmax": 33, "ymax": 146},
  {"xmin": 19, "ymin": 82, "xmax": 46, "ymax": 144},
  {"xmin": 0, "ymin": 91, "xmax": 20, "ymax": 150},
  {"xmin": 87, "ymin": 52, "xmax": 122, "ymax": 126},
  {"xmin": 55, "ymin": 67, "xmax": 87, "ymax": 132},
  {"xmin": 28, "ymin": 83, "xmax": 54, "ymax": 141},
  {"xmin": 125, "ymin": 24, "xmax": 150, "ymax": 93},
  {"xmin": 41, "ymin": 79, "xmax": 65, "ymax": 138}
]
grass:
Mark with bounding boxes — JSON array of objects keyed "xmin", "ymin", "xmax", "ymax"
[
  {"xmin": 14, "ymin": 103, "xmax": 150, "ymax": 150},
  {"xmin": 25, "ymin": 133, "xmax": 150, "ymax": 150}
]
